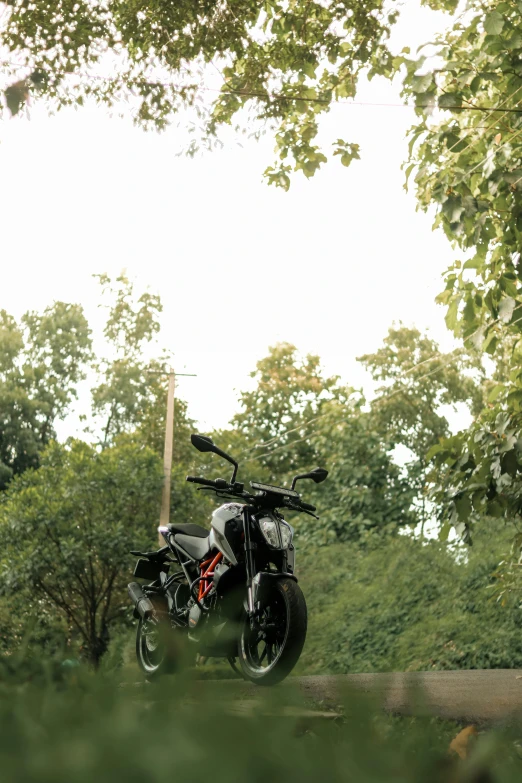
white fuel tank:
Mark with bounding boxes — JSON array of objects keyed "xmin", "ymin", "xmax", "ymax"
[{"xmin": 209, "ymin": 503, "xmax": 244, "ymax": 565}]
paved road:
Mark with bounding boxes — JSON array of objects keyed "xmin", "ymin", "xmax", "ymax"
[{"xmin": 208, "ymin": 670, "xmax": 522, "ymax": 724}]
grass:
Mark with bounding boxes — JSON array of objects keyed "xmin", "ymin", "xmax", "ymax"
[{"xmin": 0, "ymin": 650, "xmax": 521, "ymax": 783}]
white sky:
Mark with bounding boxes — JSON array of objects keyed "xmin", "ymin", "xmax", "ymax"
[{"xmin": 0, "ymin": 2, "xmax": 469, "ymax": 437}]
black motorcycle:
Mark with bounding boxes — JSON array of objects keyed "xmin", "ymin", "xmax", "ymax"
[{"xmin": 128, "ymin": 434, "xmax": 327, "ymax": 685}]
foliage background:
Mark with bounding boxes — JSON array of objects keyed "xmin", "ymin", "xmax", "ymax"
[{"xmin": 299, "ymin": 519, "xmax": 522, "ymax": 675}]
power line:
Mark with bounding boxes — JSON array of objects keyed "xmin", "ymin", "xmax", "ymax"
[{"xmin": 3, "ymin": 59, "xmax": 522, "ymax": 115}]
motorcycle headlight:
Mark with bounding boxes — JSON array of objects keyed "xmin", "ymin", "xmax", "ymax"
[
  {"xmin": 258, "ymin": 516, "xmax": 281, "ymax": 548},
  {"xmin": 280, "ymin": 521, "xmax": 293, "ymax": 549}
]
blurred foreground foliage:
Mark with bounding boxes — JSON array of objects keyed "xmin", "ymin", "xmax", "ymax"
[{"xmin": 0, "ymin": 657, "xmax": 520, "ymax": 783}]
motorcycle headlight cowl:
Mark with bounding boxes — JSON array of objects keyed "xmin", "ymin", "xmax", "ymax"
[
  {"xmin": 257, "ymin": 515, "xmax": 293, "ymax": 550},
  {"xmin": 279, "ymin": 521, "xmax": 293, "ymax": 549},
  {"xmin": 258, "ymin": 516, "xmax": 280, "ymax": 548}
]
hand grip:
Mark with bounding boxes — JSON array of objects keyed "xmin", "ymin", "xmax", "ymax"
[
  {"xmin": 186, "ymin": 476, "xmax": 217, "ymax": 487},
  {"xmin": 300, "ymin": 501, "xmax": 316, "ymax": 512}
]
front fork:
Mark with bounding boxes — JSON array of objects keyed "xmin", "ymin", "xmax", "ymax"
[
  {"xmin": 242, "ymin": 506, "xmax": 297, "ymax": 624},
  {"xmin": 242, "ymin": 506, "xmax": 256, "ymax": 618}
]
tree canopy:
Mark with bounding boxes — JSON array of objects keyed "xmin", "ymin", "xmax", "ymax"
[
  {"xmin": 0, "ymin": 302, "xmax": 92, "ymax": 489},
  {"xmin": 228, "ymin": 342, "xmax": 420, "ymax": 541},
  {"xmin": 0, "ymin": 437, "xmax": 163, "ymax": 665},
  {"xmin": 1, "ymin": 0, "xmax": 458, "ymax": 187},
  {"xmin": 301, "ymin": 399, "xmax": 418, "ymax": 543},
  {"xmin": 358, "ymin": 325, "xmax": 484, "ymax": 532},
  {"xmin": 232, "ymin": 342, "xmax": 347, "ymax": 480},
  {"xmin": 399, "ymin": 1, "xmax": 522, "ymax": 551},
  {"xmin": 359, "ymin": 325, "xmax": 484, "ymax": 461}
]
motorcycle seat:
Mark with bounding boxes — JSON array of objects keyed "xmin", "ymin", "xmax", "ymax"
[
  {"xmin": 174, "ymin": 533, "xmax": 211, "ymax": 562},
  {"xmin": 167, "ymin": 523, "xmax": 209, "ymax": 538}
]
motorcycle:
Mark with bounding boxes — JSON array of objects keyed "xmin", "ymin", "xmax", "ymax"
[{"xmin": 128, "ymin": 433, "xmax": 327, "ymax": 685}]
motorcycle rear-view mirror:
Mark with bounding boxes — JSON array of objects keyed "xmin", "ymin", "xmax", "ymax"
[
  {"xmin": 190, "ymin": 433, "xmax": 239, "ymax": 484},
  {"xmin": 309, "ymin": 467, "xmax": 328, "ymax": 484},
  {"xmin": 191, "ymin": 434, "xmax": 215, "ymax": 453},
  {"xmin": 291, "ymin": 467, "xmax": 328, "ymax": 491}
]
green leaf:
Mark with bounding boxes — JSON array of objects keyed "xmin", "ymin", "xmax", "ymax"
[
  {"xmin": 426, "ymin": 443, "xmax": 445, "ymax": 461},
  {"xmin": 463, "ymin": 256, "xmax": 481, "ymax": 270},
  {"xmin": 438, "ymin": 92, "xmax": 463, "ymax": 109},
  {"xmin": 484, "ymin": 11, "xmax": 505, "ymax": 35},
  {"xmin": 463, "ymin": 295, "xmax": 475, "ymax": 323},
  {"xmin": 484, "ymin": 334, "xmax": 498, "ymax": 355},
  {"xmin": 4, "ymin": 82, "xmax": 27, "ymax": 116},
  {"xmin": 439, "ymin": 520, "xmax": 451, "ymax": 542},
  {"xmin": 455, "ymin": 493, "xmax": 472, "ymax": 520},
  {"xmin": 488, "ymin": 384, "xmax": 505, "ymax": 402},
  {"xmin": 411, "ymin": 73, "xmax": 434, "ymax": 94},
  {"xmin": 445, "ymin": 297, "xmax": 461, "ymax": 331}
]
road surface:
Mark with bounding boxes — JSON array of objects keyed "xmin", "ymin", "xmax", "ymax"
[{"xmin": 204, "ymin": 670, "xmax": 522, "ymax": 724}]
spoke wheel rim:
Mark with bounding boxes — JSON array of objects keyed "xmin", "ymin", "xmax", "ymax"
[
  {"xmin": 241, "ymin": 591, "xmax": 288, "ymax": 675},
  {"xmin": 139, "ymin": 621, "xmax": 165, "ymax": 673}
]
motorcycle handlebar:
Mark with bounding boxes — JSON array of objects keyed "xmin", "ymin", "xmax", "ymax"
[
  {"xmin": 186, "ymin": 476, "xmax": 231, "ymax": 490},
  {"xmin": 186, "ymin": 476, "xmax": 317, "ymax": 512},
  {"xmin": 186, "ymin": 476, "xmax": 218, "ymax": 487}
]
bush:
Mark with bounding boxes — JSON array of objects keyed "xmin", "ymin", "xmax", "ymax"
[{"xmin": 298, "ymin": 522, "xmax": 522, "ymax": 674}]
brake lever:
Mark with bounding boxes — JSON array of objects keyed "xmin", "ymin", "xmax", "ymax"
[{"xmin": 284, "ymin": 501, "xmax": 319, "ymax": 519}]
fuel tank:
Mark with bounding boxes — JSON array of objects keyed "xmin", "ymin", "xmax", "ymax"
[{"xmin": 209, "ymin": 502, "xmax": 244, "ymax": 565}]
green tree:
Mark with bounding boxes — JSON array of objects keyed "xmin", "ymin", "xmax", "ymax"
[
  {"xmin": 398, "ymin": 2, "xmax": 522, "ymax": 548},
  {"xmin": 0, "ymin": 303, "xmax": 92, "ymax": 490},
  {"xmin": 227, "ymin": 342, "xmax": 417, "ymax": 542},
  {"xmin": 91, "ymin": 273, "xmax": 198, "ymax": 463},
  {"xmin": 0, "ymin": 438, "xmax": 163, "ymax": 666},
  {"xmin": 298, "ymin": 399, "xmax": 418, "ymax": 544},
  {"xmin": 91, "ymin": 273, "xmax": 168, "ymax": 446},
  {"xmin": 232, "ymin": 342, "xmax": 347, "ymax": 481},
  {"xmin": 358, "ymin": 326, "xmax": 484, "ymax": 532},
  {"xmin": 359, "ymin": 325, "xmax": 484, "ymax": 460},
  {"xmin": 89, "ymin": 274, "xmax": 213, "ymax": 524},
  {"xmin": 0, "ymin": 0, "xmax": 408, "ymax": 186}
]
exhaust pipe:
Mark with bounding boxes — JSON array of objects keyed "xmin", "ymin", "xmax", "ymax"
[{"xmin": 128, "ymin": 582, "xmax": 155, "ymax": 620}]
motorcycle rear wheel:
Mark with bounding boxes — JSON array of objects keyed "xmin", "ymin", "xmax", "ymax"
[
  {"xmin": 136, "ymin": 617, "xmax": 169, "ymax": 678},
  {"xmin": 136, "ymin": 614, "xmax": 185, "ymax": 678},
  {"xmin": 237, "ymin": 577, "xmax": 307, "ymax": 686}
]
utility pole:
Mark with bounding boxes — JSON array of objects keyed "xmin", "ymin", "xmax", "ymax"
[
  {"xmin": 156, "ymin": 367, "xmax": 196, "ymax": 545},
  {"xmin": 159, "ymin": 368, "xmax": 175, "ymax": 543}
]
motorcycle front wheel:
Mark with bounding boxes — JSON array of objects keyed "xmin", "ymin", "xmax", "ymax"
[{"xmin": 238, "ymin": 577, "xmax": 307, "ymax": 686}]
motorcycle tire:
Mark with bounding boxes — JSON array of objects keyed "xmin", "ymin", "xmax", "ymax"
[
  {"xmin": 135, "ymin": 599, "xmax": 183, "ymax": 679},
  {"xmin": 237, "ymin": 577, "xmax": 307, "ymax": 686}
]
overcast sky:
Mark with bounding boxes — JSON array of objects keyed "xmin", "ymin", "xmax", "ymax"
[{"xmin": 1, "ymin": 2, "xmax": 468, "ymax": 438}]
